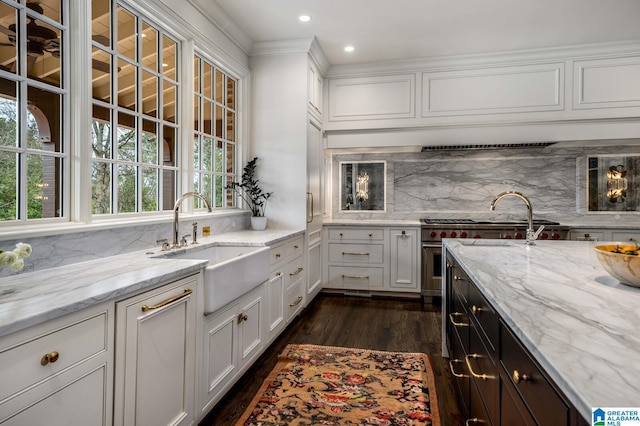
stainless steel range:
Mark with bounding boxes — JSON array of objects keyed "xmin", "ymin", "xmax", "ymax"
[{"xmin": 420, "ymin": 218, "xmax": 569, "ymax": 301}]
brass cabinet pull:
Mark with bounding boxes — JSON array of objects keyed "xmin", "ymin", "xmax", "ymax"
[
  {"xmin": 294, "ymin": 245, "xmax": 299, "ymax": 249},
  {"xmin": 339, "ymin": 233, "xmax": 343, "ymax": 237},
  {"xmin": 289, "ymin": 296, "xmax": 303, "ymax": 307},
  {"xmin": 41, "ymin": 351, "xmax": 59, "ymax": 366},
  {"xmin": 275, "ymin": 253, "xmax": 281, "ymax": 258},
  {"xmin": 141, "ymin": 288, "xmax": 192, "ymax": 312},
  {"xmin": 512, "ymin": 369, "xmax": 530, "ymax": 384},
  {"xmin": 237, "ymin": 313, "xmax": 248, "ymax": 324},
  {"xmin": 454, "ymin": 275, "xmax": 463, "ymax": 281},
  {"xmin": 471, "ymin": 305, "xmax": 482, "ymax": 315},
  {"xmin": 465, "ymin": 354, "xmax": 494, "ymax": 381},
  {"xmin": 289, "ymin": 267, "xmax": 303, "ymax": 276},
  {"xmin": 342, "ymin": 274, "xmax": 369, "ymax": 279},
  {"xmin": 465, "ymin": 418, "xmax": 485, "ymax": 425},
  {"xmin": 275, "ymin": 272, "xmax": 282, "ymax": 276},
  {"xmin": 368, "ymin": 233, "xmax": 373, "ymax": 237},
  {"xmin": 448, "ymin": 359, "xmax": 468, "ymax": 378},
  {"xmin": 449, "ymin": 312, "xmax": 468, "ymax": 327},
  {"xmin": 342, "ymin": 252, "xmax": 369, "ymax": 256}
]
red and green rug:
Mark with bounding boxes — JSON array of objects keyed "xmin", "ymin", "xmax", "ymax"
[{"xmin": 236, "ymin": 344, "xmax": 441, "ymax": 425}]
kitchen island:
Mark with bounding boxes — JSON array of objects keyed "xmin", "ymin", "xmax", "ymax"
[{"xmin": 443, "ymin": 239, "xmax": 640, "ymax": 423}]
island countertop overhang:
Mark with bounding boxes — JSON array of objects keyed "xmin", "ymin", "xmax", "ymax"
[{"xmin": 442, "ymin": 238, "xmax": 640, "ymax": 421}]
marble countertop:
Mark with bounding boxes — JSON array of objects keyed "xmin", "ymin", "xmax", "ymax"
[
  {"xmin": 443, "ymin": 239, "xmax": 640, "ymax": 420},
  {"xmin": 324, "ymin": 219, "xmax": 422, "ymax": 226},
  {"xmin": 0, "ymin": 228, "xmax": 304, "ymax": 338}
]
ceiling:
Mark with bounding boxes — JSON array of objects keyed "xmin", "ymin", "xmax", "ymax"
[{"xmin": 198, "ymin": 0, "xmax": 640, "ymax": 67}]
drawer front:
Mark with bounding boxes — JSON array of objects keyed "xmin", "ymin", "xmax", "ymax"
[
  {"xmin": 449, "ymin": 288, "xmax": 470, "ymax": 350},
  {"xmin": 285, "ymin": 255, "xmax": 305, "ymax": 288},
  {"xmin": 611, "ymin": 231, "xmax": 640, "ymax": 243},
  {"xmin": 569, "ymin": 231, "xmax": 605, "ymax": 241},
  {"xmin": 269, "ymin": 243, "xmax": 286, "ymax": 268},
  {"xmin": 328, "ymin": 228, "xmax": 384, "ymax": 241},
  {"xmin": 468, "ymin": 283, "xmax": 499, "ymax": 353},
  {"xmin": 0, "ymin": 309, "xmax": 108, "ymax": 402},
  {"xmin": 451, "ymin": 265, "xmax": 469, "ymax": 303},
  {"xmin": 500, "ymin": 323, "xmax": 569, "ymax": 426},
  {"xmin": 285, "ymin": 237, "xmax": 304, "ymax": 260},
  {"xmin": 328, "ymin": 243, "xmax": 384, "ymax": 264},
  {"xmin": 285, "ymin": 280, "xmax": 306, "ymax": 322},
  {"xmin": 468, "ymin": 323, "xmax": 499, "ymax": 425},
  {"xmin": 328, "ymin": 266, "xmax": 385, "ymax": 290}
]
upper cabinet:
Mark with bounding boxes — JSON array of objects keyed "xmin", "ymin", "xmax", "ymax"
[
  {"xmin": 308, "ymin": 58, "xmax": 323, "ymax": 118},
  {"xmin": 324, "ymin": 43, "xmax": 640, "ymax": 148}
]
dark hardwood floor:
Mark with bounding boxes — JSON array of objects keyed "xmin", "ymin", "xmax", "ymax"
[{"xmin": 199, "ymin": 293, "xmax": 464, "ymax": 426}]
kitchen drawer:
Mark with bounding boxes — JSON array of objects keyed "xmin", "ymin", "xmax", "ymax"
[
  {"xmin": 269, "ymin": 243, "xmax": 286, "ymax": 268},
  {"xmin": 468, "ymin": 282, "xmax": 498, "ymax": 352},
  {"xmin": 0, "ymin": 306, "xmax": 109, "ymax": 402},
  {"xmin": 328, "ymin": 228, "xmax": 384, "ymax": 241},
  {"xmin": 451, "ymin": 265, "xmax": 469, "ymax": 303},
  {"xmin": 611, "ymin": 231, "xmax": 640, "ymax": 243},
  {"xmin": 328, "ymin": 243, "xmax": 384, "ymax": 264},
  {"xmin": 468, "ymin": 322, "xmax": 498, "ymax": 425},
  {"xmin": 569, "ymin": 230, "xmax": 605, "ymax": 241},
  {"xmin": 285, "ymin": 236, "xmax": 304, "ymax": 260},
  {"xmin": 285, "ymin": 279, "xmax": 305, "ymax": 322},
  {"xmin": 500, "ymin": 322, "xmax": 569, "ymax": 426},
  {"xmin": 328, "ymin": 266, "xmax": 385, "ymax": 290},
  {"xmin": 449, "ymin": 289, "xmax": 470, "ymax": 350},
  {"xmin": 285, "ymin": 255, "xmax": 305, "ymax": 288}
]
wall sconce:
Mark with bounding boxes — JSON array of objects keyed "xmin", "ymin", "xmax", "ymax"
[
  {"xmin": 356, "ymin": 171, "xmax": 369, "ymax": 203},
  {"xmin": 606, "ymin": 165, "xmax": 628, "ymax": 203}
]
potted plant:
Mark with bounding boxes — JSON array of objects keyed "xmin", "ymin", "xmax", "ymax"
[{"xmin": 226, "ymin": 157, "xmax": 273, "ymax": 230}]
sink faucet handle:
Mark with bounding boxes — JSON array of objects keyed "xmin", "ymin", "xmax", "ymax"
[
  {"xmin": 156, "ymin": 238, "xmax": 170, "ymax": 251},
  {"xmin": 526, "ymin": 225, "xmax": 545, "ymax": 245},
  {"xmin": 532, "ymin": 224, "xmax": 545, "ymax": 239},
  {"xmin": 192, "ymin": 222, "xmax": 199, "ymax": 244},
  {"xmin": 180, "ymin": 234, "xmax": 189, "ymax": 247}
]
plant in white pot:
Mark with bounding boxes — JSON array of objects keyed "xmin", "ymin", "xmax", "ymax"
[{"xmin": 226, "ymin": 157, "xmax": 273, "ymax": 230}]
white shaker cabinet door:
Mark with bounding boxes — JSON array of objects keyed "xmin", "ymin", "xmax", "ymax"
[{"xmin": 114, "ymin": 275, "xmax": 197, "ymax": 426}]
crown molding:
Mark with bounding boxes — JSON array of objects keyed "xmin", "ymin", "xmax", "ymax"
[
  {"xmin": 186, "ymin": 0, "xmax": 253, "ymax": 55},
  {"xmin": 326, "ymin": 39, "xmax": 640, "ymax": 78}
]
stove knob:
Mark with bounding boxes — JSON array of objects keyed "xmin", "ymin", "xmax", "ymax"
[
  {"xmin": 440, "ymin": 231, "xmax": 447, "ymax": 238},
  {"xmin": 505, "ymin": 235, "xmax": 513, "ymax": 239},
  {"xmin": 474, "ymin": 234, "xmax": 481, "ymax": 239},
  {"xmin": 450, "ymin": 231, "xmax": 457, "ymax": 238},
  {"xmin": 460, "ymin": 231, "xmax": 468, "ymax": 238},
  {"xmin": 541, "ymin": 232, "xmax": 549, "ymax": 239},
  {"xmin": 430, "ymin": 231, "xmax": 436, "ymax": 238},
  {"xmin": 514, "ymin": 232, "xmax": 523, "ymax": 239},
  {"xmin": 552, "ymin": 233, "xmax": 561, "ymax": 240}
]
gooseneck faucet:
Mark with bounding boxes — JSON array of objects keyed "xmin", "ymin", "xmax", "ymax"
[
  {"xmin": 173, "ymin": 192, "xmax": 212, "ymax": 248},
  {"xmin": 490, "ymin": 191, "xmax": 544, "ymax": 245}
]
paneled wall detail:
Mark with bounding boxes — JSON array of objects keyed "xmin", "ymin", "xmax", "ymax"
[
  {"xmin": 574, "ymin": 56, "xmax": 640, "ymax": 109},
  {"xmin": 422, "ymin": 63, "xmax": 563, "ymax": 116},
  {"xmin": 328, "ymin": 74, "xmax": 415, "ymax": 121}
]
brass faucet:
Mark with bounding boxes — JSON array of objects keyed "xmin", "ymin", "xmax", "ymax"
[
  {"xmin": 490, "ymin": 191, "xmax": 544, "ymax": 245},
  {"xmin": 173, "ymin": 192, "xmax": 212, "ymax": 248}
]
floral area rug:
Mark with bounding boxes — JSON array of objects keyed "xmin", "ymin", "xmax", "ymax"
[{"xmin": 235, "ymin": 344, "xmax": 440, "ymax": 426}]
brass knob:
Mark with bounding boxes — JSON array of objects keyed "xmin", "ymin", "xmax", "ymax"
[
  {"xmin": 237, "ymin": 313, "xmax": 248, "ymax": 324},
  {"xmin": 369, "ymin": 233, "xmax": 373, "ymax": 237},
  {"xmin": 471, "ymin": 305, "xmax": 481, "ymax": 314},
  {"xmin": 454, "ymin": 275, "xmax": 462, "ymax": 281},
  {"xmin": 294, "ymin": 245, "xmax": 299, "ymax": 249},
  {"xmin": 41, "ymin": 351, "xmax": 59, "ymax": 366},
  {"xmin": 512, "ymin": 369, "xmax": 529, "ymax": 384},
  {"xmin": 339, "ymin": 233, "xmax": 343, "ymax": 237},
  {"xmin": 276, "ymin": 253, "xmax": 281, "ymax": 258}
]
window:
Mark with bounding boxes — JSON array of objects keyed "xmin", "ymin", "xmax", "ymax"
[
  {"xmin": 91, "ymin": 0, "xmax": 179, "ymax": 215},
  {"xmin": 193, "ymin": 53, "xmax": 236, "ymax": 209},
  {"xmin": 0, "ymin": 0, "xmax": 66, "ymax": 222}
]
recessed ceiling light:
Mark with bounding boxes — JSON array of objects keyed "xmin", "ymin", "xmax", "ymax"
[
  {"xmin": 344, "ymin": 45, "xmax": 355, "ymax": 53},
  {"xmin": 299, "ymin": 15, "xmax": 311, "ymax": 22}
]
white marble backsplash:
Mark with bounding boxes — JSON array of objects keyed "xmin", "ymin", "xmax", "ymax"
[
  {"xmin": 0, "ymin": 213, "xmax": 250, "ymax": 278},
  {"xmin": 332, "ymin": 143, "xmax": 640, "ymax": 226}
]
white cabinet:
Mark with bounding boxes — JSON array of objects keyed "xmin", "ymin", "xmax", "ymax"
[
  {"xmin": 114, "ymin": 275, "xmax": 197, "ymax": 426},
  {"xmin": 0, "ymin": 301, "xmax": 113, "ymax": 425},
  {"xmin": 266, "ymin": 242, "xmax": 286, "ymax": 344},
  {"xmin": 308, "ymin": 58, "xmax": 323, "ymax": 118},
  {"xmin": 284, "ymin": 236, "xmax": 306, "ymax": 322},
  {"xmin": 324, "ymin": 225, "xmax": 421, "ymax": 294},
  {"xmin": 307, "ymin": 116, "xmax": 324, "ymax": 301},
  {"xmin": 389, "ymin": 228, "xmax": 420, "ymax": 292},
  {"xmin": 198, "ymin": 284, "xmax": 265, "ymax": 417},
  {"xmin": 569, "ymin": 228, "xmax": 640, "ymax": 242}
]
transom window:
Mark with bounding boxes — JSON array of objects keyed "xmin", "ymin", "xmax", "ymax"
[{"xmin": 193, "ymin": 53, "xmax": 237, "ymax": 209}]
